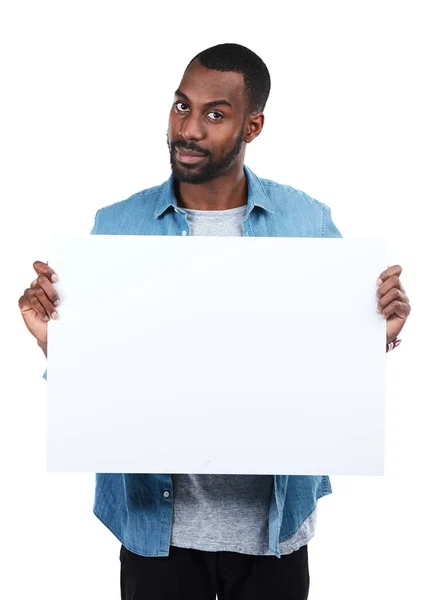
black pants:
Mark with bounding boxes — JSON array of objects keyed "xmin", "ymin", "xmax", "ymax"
[{"xmin": 120, "ymin": 544, "xmax": 309, "ymax": 600}]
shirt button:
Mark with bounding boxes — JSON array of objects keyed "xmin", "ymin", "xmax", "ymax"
[
  {"xmin": 163, "ymin": 491, "xmax": 170, "ymax": 498},
  {"xmin": 181, "ymin": 230, "xmax": 187, "ymax": 236}
]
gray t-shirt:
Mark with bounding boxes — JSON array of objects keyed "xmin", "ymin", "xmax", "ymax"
[{"xmin": 170, "ymin": 204, "xmax": 316, "ymax": 556}]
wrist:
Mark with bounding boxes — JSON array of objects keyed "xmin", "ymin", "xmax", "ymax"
[{"xmin": 37, "ymin": 339, "xmax": 48, "ymax": 357}]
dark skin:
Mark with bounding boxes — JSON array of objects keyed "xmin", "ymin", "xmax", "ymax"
[
  {"xmin": 376, "ymin": 265, "xmax": 411, "ymax": 342},
  {"xmin": 167, "ymin": 60, "xmax": 263, "ymax": 210},
  {"xmin": 18, "ymin": 61, "xmax": 411, "ymax": 349}
]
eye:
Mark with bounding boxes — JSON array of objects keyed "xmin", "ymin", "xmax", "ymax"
[
  {"xmin": 208, "ymin": 111, "xmax": 223, "ymax": 121},
  {"xmin": 175, "ymin": 102, "xmax": 190, "ymax": 112}
]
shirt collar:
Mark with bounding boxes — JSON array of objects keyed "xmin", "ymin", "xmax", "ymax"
[{"xmin": 154, "ymin": 165, "xmax": 275, "ymax": 218}]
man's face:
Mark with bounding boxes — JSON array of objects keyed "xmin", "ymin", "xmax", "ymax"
[{"xmin": 167, "ymin": 60, "xmax": 248, "ymax": 184}]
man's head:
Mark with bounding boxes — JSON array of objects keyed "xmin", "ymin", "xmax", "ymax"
[{"xmin": 167, "ymin": 43, "xmax": 271, "ymax": 184}]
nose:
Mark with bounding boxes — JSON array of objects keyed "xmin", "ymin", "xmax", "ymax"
[{"xmin": 179, "ymin": 112, "xmax": 205, "ymax": 142}]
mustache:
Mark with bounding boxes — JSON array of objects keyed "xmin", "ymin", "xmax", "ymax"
[{"xmin": 170, "ymin": 140, "xmax": 210, "ymax": 156}]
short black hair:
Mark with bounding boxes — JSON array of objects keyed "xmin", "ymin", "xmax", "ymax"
[{"xmin": 187, "ymin": 43, "xmax": 271, "ymax": 114}]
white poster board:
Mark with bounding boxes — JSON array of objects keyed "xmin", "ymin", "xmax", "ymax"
[{"xmin": 47, "ymin": 236, "xmax": 386, "ymax": 475}]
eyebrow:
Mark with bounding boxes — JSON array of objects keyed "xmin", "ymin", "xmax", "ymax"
[{"xmin": 175, "ymin": 89, "xmax": 233, "ymax": 109}]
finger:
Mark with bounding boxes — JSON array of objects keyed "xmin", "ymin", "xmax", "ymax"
[
  {"xmin": 36, "ymin": 275, "xmax": 60, "ymax": 306},
  {"xmin": 33, "ymin": 260, "xmax": 58, "ymax": 282},
  {"xmin": 377, "ymin": 288, "xmax": 408, "ymax": 311},
  {"xmin": 19, "ymin": 289, "xmax": 46, "ymax": 316},
  {"xmin": 18, "ymin": 290, "xmax": 33, "ymax": 311},
  {"xmin": 19, "ymin": 288, "xmax": 58, "ymax": 321},
  {"xmin": 376, "ymin": 274, "xmax": 405, "ymax": 298},
  {"xmin": 377, "ymin": 264, "xmax": 403, "ymax": 286},
  {"xmin": 34, "ymin": 286, "xmax": 58, "ymax": 318},
  {"xmin": 28, "ymin": 294, "xmax": 50, "ymax": 321},
  {"xmin": 382, "ymin": 300, "xmax": 411, "ymax": 320}
]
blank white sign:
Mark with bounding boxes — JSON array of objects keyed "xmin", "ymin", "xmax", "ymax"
[{"xmin": 47, "ymin": 236, "xmax": 386, "ymax": 475}]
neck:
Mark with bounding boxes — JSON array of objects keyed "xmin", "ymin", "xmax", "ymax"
[{"xmin": 175, "ymin": 165, "xmax": 248, "ymax": 211}]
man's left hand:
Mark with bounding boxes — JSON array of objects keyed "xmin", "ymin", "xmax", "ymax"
[{"xmin": 376, "ymin": 265, "xmax": 411, "ymax": 344}]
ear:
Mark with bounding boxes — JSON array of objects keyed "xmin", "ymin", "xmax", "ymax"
[{"xmin": 244, "ymin": 113, "xmax": 264, "ymax": 144}]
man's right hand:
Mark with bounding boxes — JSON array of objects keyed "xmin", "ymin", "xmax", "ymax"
[{"xmin": 18, "ymin": 261, "xmax": 60, "ymax": 355}]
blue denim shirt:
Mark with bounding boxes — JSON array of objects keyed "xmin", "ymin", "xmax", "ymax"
[{"xmin": 87, "ymin": 165, "xmax": 341, "ymax": 558}]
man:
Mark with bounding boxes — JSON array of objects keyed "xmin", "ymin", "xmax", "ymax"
[{"xmin": 19, "ymin": 43, "xmax": 411, "ymax": 600}]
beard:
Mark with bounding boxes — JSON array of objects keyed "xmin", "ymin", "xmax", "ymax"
[{"xmin": 167, "ymin": 126, "xmax": 245, "ymax": 184}]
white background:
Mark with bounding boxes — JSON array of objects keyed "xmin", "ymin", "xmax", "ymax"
[{"xmin": 1, "ymin": 1, "xmax": 427, "ymax": 599}]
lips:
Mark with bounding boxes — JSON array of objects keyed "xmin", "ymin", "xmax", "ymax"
[{"xmin": 175, "ymin": 147, "xmax": 207, "ymax": 165}]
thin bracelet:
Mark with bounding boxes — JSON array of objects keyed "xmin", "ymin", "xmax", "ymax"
[{"xmin": 386, "ymin": 338, "xmax": 401, "ymax": 353}]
